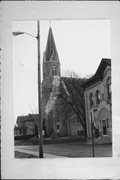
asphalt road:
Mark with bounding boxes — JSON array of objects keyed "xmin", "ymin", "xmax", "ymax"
[{"xmin": 15, "ymin": 142, "xmax": 112, "ymax": 157}]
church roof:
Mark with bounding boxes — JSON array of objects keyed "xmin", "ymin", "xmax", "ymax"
[
  {"xmin": 45, "ymin": 27, "xmax": 59, "ymax": 62},
  {"xmin": 82, "ymin": 58, "xmax": 111, "ymax": 88},
  {"xmin": 60, "ymin": 76, "xmax": 86, "ymax": 97}
]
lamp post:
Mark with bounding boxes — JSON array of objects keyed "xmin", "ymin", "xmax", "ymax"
[
  {"xmin": 90, "ymin": 111, "xmax": 95, "ymax": 157},
  {"xmin": 13, "ymin": 20, "xmax": 43, "ymax": 158}
]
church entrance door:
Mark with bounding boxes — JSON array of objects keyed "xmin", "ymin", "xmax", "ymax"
[{"xmin": 102, "ymin": 120, "xmax": 107, "ymax": 135}]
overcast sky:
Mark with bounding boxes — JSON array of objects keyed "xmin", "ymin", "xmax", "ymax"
[{"xmin": 12, "ymin": 20, "xmax": 110, "ymax": 123}]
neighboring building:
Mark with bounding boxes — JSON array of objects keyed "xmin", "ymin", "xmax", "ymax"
[
  {"xmin": 15, "ymin": 114, "xmax": 39, "ymax": 136},
  {"xmin": 82, "ymin": 59, "xmax": 112, "ymax": 141},
  {"xmin": 14, "ymin": 125, "xmax": 20, "ymax": 137}
]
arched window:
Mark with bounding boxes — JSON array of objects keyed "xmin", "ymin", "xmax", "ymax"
[
  {"xmin": 43, "ymin": 72, "xmax": 46, "ymax": 79},
  {"xmin": 106, "ymin": 77, "xmax": 111, "ymax": 100},
  {"xmin": 52, "ymin": 66, "xmax": 57, "ymax": 76},
  {"xmin": 89, "ymin": 93, "xmax": 94, "ymax": 107},
  {"xmin": 46, "ymin": 70, "xmax": 49, "ymax": 77},
  {"xmin": 95, "ymin": 90, "xmax": 101, "ymax": 105}
]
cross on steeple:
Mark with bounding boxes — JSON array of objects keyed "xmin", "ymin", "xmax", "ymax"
[{"xmin": 49, "ymin": 20, "xmax": 51, "ymax": 26}]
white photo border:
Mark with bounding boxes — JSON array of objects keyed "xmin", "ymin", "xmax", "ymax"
[{"xmin": 1, "ymin": 1, "xmax": 120, "ymax": 179}]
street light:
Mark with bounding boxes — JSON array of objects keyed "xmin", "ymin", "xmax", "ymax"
[
  {"xmin": 13, "ymin": 31, "xmax": 37, "ymax": 39},
  {"xmin": 90, "ymin": 111, "xmax": 95, "ymax": 157},
  {"xmin": 13, "ymin": 20, "xmax": 43, "ymax": 158}
]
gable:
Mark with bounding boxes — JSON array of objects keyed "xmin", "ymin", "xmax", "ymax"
[
  {"xmin": 95, "ymin": 58, "xmax": 111, "ymax": 77},
  {"xmin": 82, "ymin": 58, "xmax": 111, "ymax": 89}
]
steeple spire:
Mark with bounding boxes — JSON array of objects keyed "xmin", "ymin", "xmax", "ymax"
[
  {"xmin": 43, "ymin": 26, "xmax": 61, "ymax": 80},
  {"xmin": 44, "ymin": 26, "xmax": 59, "ymax": 62}
]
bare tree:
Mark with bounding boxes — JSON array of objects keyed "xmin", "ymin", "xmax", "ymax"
[{"xmin": 59, "ymin": 72, "xmax": 87, "ymax": 138}]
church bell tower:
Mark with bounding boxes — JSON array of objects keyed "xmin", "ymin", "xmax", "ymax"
[
  {"xmin": 43, "ymin": 27, "xmax": 61, "ymax": 81},
  {"xmin": 42, "ymin": 26, "xmax": 61, "ymax": 136}
]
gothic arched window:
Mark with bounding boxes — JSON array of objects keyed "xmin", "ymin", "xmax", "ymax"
[
  {"xmin": 52, "ymin": 66, "xmax": 57, "ymax": 76},
  {"xmin": 106, "ymin": 77, "xmax": 111, "ymax": 100},
  {"xmin": 43, "ymin": 72, "xmax": 46, "ymax": 79},
  {"xmin": 89, "ymin": 93, "xmax": 94, "ymax": 107},
  {"xmin": 46, "ymin": 70, "xmax": 49, "ymax": 78},
  {"xmin": 95, "ymin": 90, "xmax": 101, "ymax": 105}
]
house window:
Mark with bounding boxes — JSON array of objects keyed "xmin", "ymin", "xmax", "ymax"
[
  {"xmin": 106, "ymin": 77, "xmax": 111, "ymax": 100},
  {"xmin": 95, "ymin": 90, "xmax": 101, "ymax": 105},
  {"xmin": 43, "ymin": 72, "xmax": 46, "ymax": 79},
  {"xmin": 56, "ymin": 122, "xmax": 60, "ymax": 133},
  {"xmin": 89, "ymin": 93, "xmax": 94, "ymax": 107},
  {"xmin": 52, "ymin": 66, "xmax": 57, "ymax": 76},
  {"xmin": 57, "ymin": 124, "xmax": 60, "ymax": 129}
]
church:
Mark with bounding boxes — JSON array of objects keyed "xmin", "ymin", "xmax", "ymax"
[
  {"xmin": 42, "ymin": 26, "xmax": 84, "ymax": 137},
  {"xmin": 42, "ymin": 26, "xmax": 112, "ymax": 142}
]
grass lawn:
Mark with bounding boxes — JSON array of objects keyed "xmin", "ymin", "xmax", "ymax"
[
  {"xmin": 15, "ymin": 142, "xmax": 112, "ymax": 158},
  {"xmin": 15, "ymin": 151, "xmax": 38, "ymax": 158}
]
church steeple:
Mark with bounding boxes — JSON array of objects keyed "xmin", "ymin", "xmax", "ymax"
[
  {"xmin": 44, "ymin": 27, "xmax": 59, "ymax": 62},
  {"xmin": 43, "ymin": 27, "xmax": 61, "ymax": 80}
]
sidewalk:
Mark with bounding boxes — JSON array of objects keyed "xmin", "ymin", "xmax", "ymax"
[
  {"xmin": 86, "ymin": 135, "xmax": 112, "ymax": 145},
  {"xmin": 15, "ymin": 135, "xmax": 87, "ymax": 146},
  {"xmin": 15, "ymin": 147, "xmax": 66, "ymax": 158}
]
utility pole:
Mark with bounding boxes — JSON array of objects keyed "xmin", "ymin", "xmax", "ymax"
[
  {"xmin": 13, "ymin": 20, "xmax": 44, "ymax": 158},
  {"xmin": 90, "ymin": 112, "xmax": 95, "ymax": 157},
  {"xmin": 37, "ymin": 20, "xmax": 43, "ymax": 158}
]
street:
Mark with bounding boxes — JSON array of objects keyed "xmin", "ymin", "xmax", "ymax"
[{"xmin": 15, "ymin": 142, "xmax": 112, "ymax": 158}]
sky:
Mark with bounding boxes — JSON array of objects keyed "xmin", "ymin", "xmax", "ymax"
[{"xmin": 12, "ymin": 20, "xmax": 110, "ymax": 123}]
